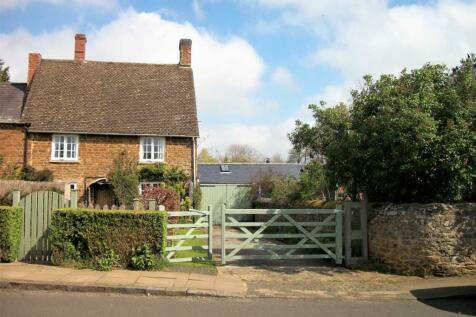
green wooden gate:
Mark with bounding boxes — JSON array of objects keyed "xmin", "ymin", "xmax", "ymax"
[
  {"xmin": 220, "ymin": 207, "xmax": 343, "ymax": 265},
  {"xmin": 13, "ymin": 190, "xmax": 72, "ymax": 263},
  {"xmin": 200, "ymin": 184, "xmax": 252, "ymax": 224}
]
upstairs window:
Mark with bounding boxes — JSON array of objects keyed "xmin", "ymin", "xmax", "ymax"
[
  {"xmin": 51, "ymin": 134, "xmax": 79, "ymax": 161},
  {"xmin": 140, "ymin": 137, "xmax": 165, "ymax": 162}
]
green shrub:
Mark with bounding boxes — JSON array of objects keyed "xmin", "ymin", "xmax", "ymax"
[
  {"xmin": 22, "ymin": 165, "xmax": 54, "ymax": 181},
  {"xmin": 138, "ymin": 163, "xmax": 190, "ymax": 199},
  {"xmin": 0, "ymin": 206, "xmax": 23, "ymax": 262},
  {"xmin": 50, "ymin": 208, "xmax": 167, "ymax": 270},
  {"xmin": 95, "ymin": 249, "xmax": 120, "ymax": 271},
  {"xmin": 107, "ymin": 150, "xmax": 139, "ymax": 207},
  {"xmin": 192, "ymin": 185, "xmax": 202, "ymax": 210},
  {"xmin": 130, "ymin": 244, "xmax": 165, "ymax": 270},
  {"xmin": 181, "ymin": 196, "xmax": 192, "ymax": 211}
]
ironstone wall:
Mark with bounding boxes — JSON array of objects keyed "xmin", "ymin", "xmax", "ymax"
[{"xmin": 369, "ymin": 203, "xmax": 476, "ymax": 276}]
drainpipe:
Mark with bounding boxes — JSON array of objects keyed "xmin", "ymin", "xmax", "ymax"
[{"xmin": 192, "ymin": 137, "xmax": 197, "ymax": 186}]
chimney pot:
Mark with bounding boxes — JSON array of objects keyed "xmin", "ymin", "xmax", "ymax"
[
  {"xmin": 74, "ymin": 33, "xmax": 87, "ymax": 61},
  {"xmin": 27, "ymin": 53, "xmax": 41, "ymax": 86},
  {"xmin": 179, "ymin": 39, "xmax": 192, "ymax": 66}
]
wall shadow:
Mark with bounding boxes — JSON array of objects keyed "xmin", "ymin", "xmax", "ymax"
[{"xmin": 410, "ymin": 287, "xmax": 476, "ymax": 316}]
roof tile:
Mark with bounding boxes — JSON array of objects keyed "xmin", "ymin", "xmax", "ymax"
[{"xmin": 22, "ymin": 59, "xmax": 199, "ymax": 136}]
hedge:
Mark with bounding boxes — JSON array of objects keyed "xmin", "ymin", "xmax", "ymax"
[
  {"xmin": 0, "ymin": 206, "xmax": 23, "ymax": 262},
  {"xmin": 49, "ymin": 208, "xmax": 167, "ymax": 270}
]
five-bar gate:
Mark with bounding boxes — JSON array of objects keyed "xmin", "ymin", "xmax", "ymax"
[{"xmin": 220, "ymin": 206, "xmax": 343, "ymax": 264}]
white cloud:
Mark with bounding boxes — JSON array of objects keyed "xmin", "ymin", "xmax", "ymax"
[
  {"xmin": 192, "ymin": 0, "xmax": 205, "ymax": 19},
  {"xmin": 271, "ymin": 66, "xmax": 297, "ymax": 90},
  {"xmin": 308, "ymin": 82, "xmax": 352, "ymax": 108},
  {"xmin": 0, "ymin": 9, "xmax": 265, "ymax": 117},
  {"xmin": 199, "ymin": 119, "xmax": 295, "ymax": 157},
  {"xmin": 0, "ymin": 0, "xmax": 117, "ymax": 12},
  {"xmin": 257, "ymin": 0, "xmax": 476, "ymax": 83}
]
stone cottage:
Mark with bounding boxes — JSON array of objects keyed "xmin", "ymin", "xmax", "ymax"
[{"xmin": 0, "ymin": 34, "xmax": 199, "ymax": 206}]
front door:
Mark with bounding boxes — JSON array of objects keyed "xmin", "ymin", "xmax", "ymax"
[{"xmin": 95, "ymin": 185, "xmax": 115, "ymax": 207}]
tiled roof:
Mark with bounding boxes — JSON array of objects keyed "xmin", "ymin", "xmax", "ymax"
[
  {"xmin": 0, "ymin": 83, "xmax": 27, "ymax": 123},
  {"xmin": 22, "ymin": 59, "xmax": 199, "ymax": 137},
  {"xmin": 198, "ymin": 163, "xmax": 304, "ymax": 184}
]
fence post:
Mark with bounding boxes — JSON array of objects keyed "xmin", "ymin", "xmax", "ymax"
[
  {"xmin": 158, "ymin": 205, "xmax": 165, "ymax": 211},
  {"xmin": 70, "ymin": 190, "xmax": 78, "ymax": 208},
  {"xmin": 148, "ymin": 199, "xmax": 156, "ymax": 211},
  {"xmin": 335, "ymin": 204, "xmax": 343, "ymax": 265},
  {"xmin": 360, "ymin": 196, "xmax": 369, "ymax": 262},
  {"xmin": 344, "ymin": 201, "xmax": 352, "ymax": 267},
  {"xmin": 12, "ymin": 190, "xmax": 21, "ymax": 207},
  {"xmin": 208, "ymin": 205, "xmax": 213, "ymax": 261},
  {"xmin": 133, "ymin": 198, "xmax": 140, "ymax": 211},
  {"xmin": 221, "ymin": 204, "xmax": 226, "ymax": 265}
]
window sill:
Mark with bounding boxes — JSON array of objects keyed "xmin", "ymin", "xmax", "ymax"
[
  {"xmin": 49, "ymin": 160, "xmax": 80, "ymax": 164},
  {"xmin": 139, "ymin": 161, "xmax": 165, "ymax": 164}
]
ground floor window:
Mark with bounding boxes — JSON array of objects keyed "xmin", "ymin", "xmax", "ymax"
[{"xmin": 139, "ymin": 182, "xmax": 161, "ymax": 195}]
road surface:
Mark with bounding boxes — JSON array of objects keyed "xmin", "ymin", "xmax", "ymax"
[{"xmin": 0, "ymin": 290, "xmax": 475, "ymax": 317}]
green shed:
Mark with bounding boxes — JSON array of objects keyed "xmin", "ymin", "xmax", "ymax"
[{"xmin": 198, "ymin": 163, "xmax": 304, "ymax": 224}]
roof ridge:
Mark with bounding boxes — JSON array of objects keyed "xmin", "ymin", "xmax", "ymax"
[{"xmin": 41, "ymin": 59, "xmax": 184, "ymax": 67}]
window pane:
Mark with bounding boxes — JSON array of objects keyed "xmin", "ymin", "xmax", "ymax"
[
  {"xmin": 58, "ymin": 139, "xmax": 64, "ymax": 158},
  {"xmin": 71, "ymin": 142, "xmax": 76, "ymax": 159}
]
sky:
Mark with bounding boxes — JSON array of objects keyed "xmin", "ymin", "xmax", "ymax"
[{"xmin": 1, "ymin": 0, "xmax": 476, "ymax": 159}]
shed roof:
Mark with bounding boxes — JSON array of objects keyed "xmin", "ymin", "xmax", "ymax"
[{"xmin": 198, "ymin": 163, "xmax": 304, "ymax": 185}]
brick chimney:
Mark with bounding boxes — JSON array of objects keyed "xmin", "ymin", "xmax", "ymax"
[
  {"xmin": 74, "ymin": 33, "xmax": 87, "ymax": 61},
  {"xmin": 179, "ymin": 39, "xmax": 192, "ymax": 66},
  {"xmin": 27, "ymin": 53, "xmax": 41, "ymax": 86}
]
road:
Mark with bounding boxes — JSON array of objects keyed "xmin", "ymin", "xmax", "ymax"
[{"xmin": 0, "ymin": 290, "xmax": 475, "ymax": 317}]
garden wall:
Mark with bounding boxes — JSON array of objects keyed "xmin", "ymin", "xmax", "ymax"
[
  {"xmin": 369, "ymin": 203, "xmax": 476, "ymax": 276},
  {"xmin": 0, "ymin": 180, "xmax": 64, "ymax": 205}
]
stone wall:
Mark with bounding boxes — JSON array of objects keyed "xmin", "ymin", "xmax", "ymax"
[
  {"xmin": 26, "ymin": 133, "xmax": 193, "ymax": 201},
  {"xmin": 369, "ymin": 203, "xmax": 476, "ymax": 276},
  {"xmin": 0, "ymin": 124, "xmax": 26, "ymax": 167}
]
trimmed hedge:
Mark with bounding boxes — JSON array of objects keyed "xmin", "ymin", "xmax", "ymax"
[
  {"xmin": 50, "ymin": 208, "xmax": 167, "ymax": 270},
  {"xmin": 0, "ymin": 206, "xmax": 23, "ymax": 262}
]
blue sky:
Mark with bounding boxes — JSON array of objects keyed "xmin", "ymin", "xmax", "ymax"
[{"xmin": 1, "ymin": 0, "xmax": 476, "ymax": 158}]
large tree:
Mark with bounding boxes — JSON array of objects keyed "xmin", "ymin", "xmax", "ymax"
[
  {"xmin": 223, "ymin": 144, "xmax": 262, "ymax": 163},
  {"xmin": 0, "ymin": 60, "xmax": 10, "ymax": 82},
  {"xmin": 290, "ymin": 56, "xmax": 476, "ymax": 203},
  {"xmin": 198, "ymin": 148, "xmax": 219, "ymax": 163}
]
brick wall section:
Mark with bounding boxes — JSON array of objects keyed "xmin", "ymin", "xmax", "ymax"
[
  {"xmin": 26, "ymin": 133, "xmax": 193, "ymax": 199},
  {"xmin": 369, "ymin": 203, "xmax": 476, "ymax": 276},
  {"xmin": 0, "ymin": 124, "xmax": 26, "ymax": 167}
]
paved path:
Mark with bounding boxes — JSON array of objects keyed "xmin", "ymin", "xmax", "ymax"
[
  {"xmin": 1, "ymin": 262, "xmax": 475, "ymax": 301},
  {"xmin": 0, "ymin": 262, "xmax": 245, "ymax": 297},
  {"xmin": 1, "ymin": 289, "xmax": 475, "ymax": 317},
  {"xmin": 218, "ymin": 264, "xmax": 476, "ymax": 300}
]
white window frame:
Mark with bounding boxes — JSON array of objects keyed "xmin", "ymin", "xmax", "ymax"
[
  {"xmin": 139, "ymin": 136, "xmax": 165, "ymax": 163},
  {"xmin": 139, "ymin": 182, "xmax": 161, "ymax": 195},
  {"xmin": 51, "ymin": 134, "xmax": 79, "ymax": 161}
]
